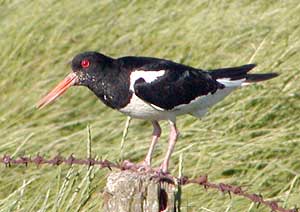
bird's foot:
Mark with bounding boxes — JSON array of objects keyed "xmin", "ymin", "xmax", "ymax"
[
  {"xmin": 136, "ymin": 161, "xmax": 152, "ymax": 172},
  {"xmin": 121, "ymin": 160, "xmax": 170, "ymax": 175},
  {"xmin": 121, "ymin": 160, "xmax": 152, "ymax": 172},
  {"xmin": 121, "ymin": 160, "xmax": 139, "ymax": 171},
  {"xmin": 153, "ymin": 164, "xmax": 170, "ymax": 175}
]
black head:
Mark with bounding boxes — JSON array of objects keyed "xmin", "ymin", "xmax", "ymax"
[
  {"xmin": 36, "ymin": 51, "xmax": 115, "ymax": 109},
  {"xmin": 71, "ymin": 51, "xmax": 115, "ymax": 87}
]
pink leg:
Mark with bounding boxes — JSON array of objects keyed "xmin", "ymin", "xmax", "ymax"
[
  {"xmin": 144, "ymin": 121, "xmax": 161, "ymax": 167},
  {"xmin": 160, "ymin": 121, "xmax": 179, "ymax": 173}
]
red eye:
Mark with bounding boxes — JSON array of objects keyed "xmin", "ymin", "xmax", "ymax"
[{"xmin": 81, "ymin": 59, "xmax": 90, "ymax": 68}]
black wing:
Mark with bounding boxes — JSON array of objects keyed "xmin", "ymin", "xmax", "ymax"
[{"xmin": 133, "ymin": 61, "xmax": 224, "ymax": 110}]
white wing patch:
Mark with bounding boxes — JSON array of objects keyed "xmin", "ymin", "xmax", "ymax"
[
  {"xmin": 217, "ymin": 78, "xmax": 246, "ymax": 87},
  {"xmin": 149, "ymin": 103, "xmax": 165, "ymax": 111},
  {"xmin": 129, "ymin": 70, "xmax": 165, "ymax": 91}
]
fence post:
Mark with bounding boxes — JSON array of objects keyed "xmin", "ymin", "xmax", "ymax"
[{"xmin": 103, "ymin": 170, "xmax": 180, "ymax": 212}]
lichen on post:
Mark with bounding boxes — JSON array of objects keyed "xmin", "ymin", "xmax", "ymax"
[{"xmin": 103, "ymin": 170, "xmax": 179, "ymax": 212}]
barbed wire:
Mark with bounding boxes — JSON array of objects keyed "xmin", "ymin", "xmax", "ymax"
[
  {"xmin": 1, "ymin": 154, "xmax": 119, "ymax": 169},
  {"xmin": 1, "ymin": 154, "xmax": 298, "ymax": 212}
]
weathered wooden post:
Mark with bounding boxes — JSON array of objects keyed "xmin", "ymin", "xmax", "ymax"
[{"xmin": 103, "ymin": 170, "xmax": 180, "ymax": 212}]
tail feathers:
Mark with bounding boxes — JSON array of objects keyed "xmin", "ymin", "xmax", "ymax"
[
  {"xmin": 210, "ymin": 64, "xmax": 256, "ymax": 80},
  {"xmin": 245, "ymin": 73, "xmax": 279, "ymax": 83},
  {"xmin": 210, "ymin": 64, "xmax": 279, "ymax": 87}
]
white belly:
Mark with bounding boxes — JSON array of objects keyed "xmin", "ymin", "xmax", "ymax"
[
  {"xmin": 119, "ymin": 87, "xmax": 236, "ymax": 120},
  {"xmin": 119, "ymin": 94, "xmax": 174, "ymax": 120},
  {"xmin": 173, "ymin": 87, "xmax": 237, "ymax": 117}
]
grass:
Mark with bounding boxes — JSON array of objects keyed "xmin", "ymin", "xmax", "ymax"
[{"xmin": 0, "ymin": 0, "xmax": 299, "ymax": 211}]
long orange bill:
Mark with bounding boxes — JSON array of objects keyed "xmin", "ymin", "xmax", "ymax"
[{"xmin": 36, "ymin": 72, "xmax": 78, "ymax": 109}]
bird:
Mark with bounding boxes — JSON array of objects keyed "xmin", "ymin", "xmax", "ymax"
[{"xmin": 37, "ymin": 51, "xmax": 278, "ymax": 173}]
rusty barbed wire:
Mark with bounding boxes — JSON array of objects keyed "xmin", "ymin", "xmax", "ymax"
[
  {"xmin": 1, "ymin": 154, "xmax": 298, "ymax": 212},
  {"xmin": 0, "ymin": 154, "xmax": 119, "ymax": 169},
  {"xmin": 154, "ymin": 175, "xmax": 298, "ymax": 212}
]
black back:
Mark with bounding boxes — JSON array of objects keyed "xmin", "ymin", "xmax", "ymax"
[
  {"xmin": 132, "ymin": 63, "xmax": 224, "ymax": 110},
  {"xmin": 119, "ymin": 56, "xmax": 225, "ymax": 110}
]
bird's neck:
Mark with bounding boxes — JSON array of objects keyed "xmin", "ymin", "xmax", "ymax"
[{"xmin": 88, "ymin": 61, "xmax": 132, "ymax": 110}]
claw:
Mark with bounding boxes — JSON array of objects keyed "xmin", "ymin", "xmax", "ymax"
[
  {"xmin": 136, "ymin": 161, "xmax": 152, "ymax": 172},
  {"xmin": 153, "ymin": 165, "xmax": 170, "ymax": 175}
]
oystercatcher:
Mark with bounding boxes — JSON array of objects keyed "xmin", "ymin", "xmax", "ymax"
[{"xmin": 37, "ymin": 51, "xmax": 278, "ymax": 173}]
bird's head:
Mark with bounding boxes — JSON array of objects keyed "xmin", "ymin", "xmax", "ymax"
[{"xmin": 36, "ymin": 51, "xmax": 114, "ymax": 109}]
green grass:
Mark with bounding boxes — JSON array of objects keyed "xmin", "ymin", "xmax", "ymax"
[{"xmin": 0, "ymin": 0, "xmax": 299, "ymax": 211}]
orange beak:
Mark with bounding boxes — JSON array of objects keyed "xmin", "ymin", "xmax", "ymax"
[{"xmin": 36, "ymin": 72, "xmax": 78, "ymax": 109}]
